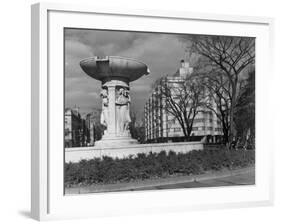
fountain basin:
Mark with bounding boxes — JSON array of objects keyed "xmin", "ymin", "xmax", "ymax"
[{"xmin": 80, "ymin": 56, "xmax": 150, "ymax": 83}]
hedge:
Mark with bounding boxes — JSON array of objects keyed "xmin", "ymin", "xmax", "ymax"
[{"xmin": 64, "ymin": 149, "xmax": 255, "ymax": 187}]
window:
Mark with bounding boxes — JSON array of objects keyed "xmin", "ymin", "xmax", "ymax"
[
  {"xmin": 194, "ymin": 118, "xmax": 204, "ymax": 123},
  {"xmin": 205, "ymin": 111, "xmax": 213, "ymax": 116},
  {"xmin": 169, "ymin": 119, "xmax": 176, "ymax": 124}
]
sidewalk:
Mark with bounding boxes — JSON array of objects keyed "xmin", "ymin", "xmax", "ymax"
[{"xmin": 65, "ymin": 166, "xmax": 255, "ymax": 195}]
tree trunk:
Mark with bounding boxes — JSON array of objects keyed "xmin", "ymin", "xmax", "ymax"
[{"xmin": 229, "ymin": 81, "xmax": 237, "ymax": 150}]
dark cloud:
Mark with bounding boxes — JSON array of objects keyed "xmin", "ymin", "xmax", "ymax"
[
  {"xmin": 65, "ymin": 29, "xmax": 149, "ymax": 56},
  {"xmin": 65, "ymin": 28, "xmax": 190, "ymax": 117}
]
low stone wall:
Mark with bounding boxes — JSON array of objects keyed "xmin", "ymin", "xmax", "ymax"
[{"xmin": 65, "ymin": 142, "xmax": 203, "ymax": 163}]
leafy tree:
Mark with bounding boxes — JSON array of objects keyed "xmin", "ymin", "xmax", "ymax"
[
  {"xmin": 129, "ymin": 111, "xmax": 146, "ymax": 143},
  {"xmin": 234, "ymin": 69, "xmax": 255, "ymax": 148},
  {"xmin": 94, "ymin": 123, "xmax": 104, "ymax": 141}
]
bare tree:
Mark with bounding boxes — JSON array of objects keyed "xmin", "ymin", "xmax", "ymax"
[
  {"xmin": 197, "ymin": 69, "xmax": 231, "ymax": 144},
  {"xmin": 187, "ymin": 35, "xmax": 255, "ymax": 147},
  {"xmin": 156, "ymin": 75, "xmax": 205, "ymax": 141}
]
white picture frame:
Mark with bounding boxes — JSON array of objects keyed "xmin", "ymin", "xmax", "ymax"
[{"xmin": 31, "ymin": 2, "xmax": 274, "ymax": 221}]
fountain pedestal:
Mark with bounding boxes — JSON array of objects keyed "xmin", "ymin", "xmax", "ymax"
[
  {"xmin": 80, "ymin": 56, "xmax": 149, "ymax": 148},
  {"xmin": 95, "ymin": 79, "xmax": 138, "ymax": 148}
]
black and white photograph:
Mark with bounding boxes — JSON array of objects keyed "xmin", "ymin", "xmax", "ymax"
[{"xmin": 64, "ymin": 28, "xmax": 255, "ymax": 194}]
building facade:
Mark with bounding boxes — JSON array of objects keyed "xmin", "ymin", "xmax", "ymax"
[
  {"xmin": 144, "ymin": 60, "xmax": 223, "ymax": 143},
  {"xmin": 85, "ymin": 108, "xmax": 101, "ymax": 146},
  {"xmin": 64, "ymin": 107, "xmax": 103, "ymax": 148},
  {"xmin": 64, "ymin": 107, "xmax": 85, "ymax": 147}
]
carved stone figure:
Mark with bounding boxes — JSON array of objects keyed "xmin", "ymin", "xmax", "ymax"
[
  {"xmin": 100, "ymin": 88, "xmax": 109, "ymax": 128},
  {"xmin": 116, "ymin": 88, "xmax": 131, "ymax": 134}
]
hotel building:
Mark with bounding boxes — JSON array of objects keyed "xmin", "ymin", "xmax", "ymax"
[{"xmin": 144, "ymin": 60, "xmax": 223, "ymax": 143}]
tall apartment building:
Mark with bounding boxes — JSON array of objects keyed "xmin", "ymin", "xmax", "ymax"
[{"xmin": 144, "ymin": 60, "xmax": 223, "ymax": 143}]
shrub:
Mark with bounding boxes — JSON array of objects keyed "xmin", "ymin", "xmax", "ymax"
[{"xmin": 64, "ymin": 149, "xmax": 255, "ymax": 186}]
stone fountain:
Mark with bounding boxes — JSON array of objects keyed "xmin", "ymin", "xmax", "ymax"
[
  {"xmin": 65, "ymin": 56, "xmax": 203, "ymax": 162},
  {"xmin": 80, "ymin": 56, "xmax": 150, "ymax": 148}
]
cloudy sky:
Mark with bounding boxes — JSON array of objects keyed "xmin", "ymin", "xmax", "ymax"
[{"xmin": 64, "ymin": 28, "xmax": 191, "ymax": 118}]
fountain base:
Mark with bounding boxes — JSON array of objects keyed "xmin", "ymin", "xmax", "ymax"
[{"xmin": 94, "ymin": 136, "xmax": 139, "ymax": 149}]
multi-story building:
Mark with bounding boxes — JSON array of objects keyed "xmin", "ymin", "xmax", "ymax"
[
  {"xmin": 144, "ymin": 60, "xmax": 223, "ymax": 143},
  {"xmin": 85, "ymin": 113, "xmax": 95, "ymax": 146},
  {"xmin": 85, "ymin": 108, "xmax": 101, "ymax": 146},
  {"xmin": 64, "ymin": 107, "xmax": 85, "ymax": 147}
]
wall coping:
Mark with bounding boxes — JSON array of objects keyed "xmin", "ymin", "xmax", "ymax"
[{"xmin": 65, "ymin": 141, "xmax": 203, "ymax": 152}]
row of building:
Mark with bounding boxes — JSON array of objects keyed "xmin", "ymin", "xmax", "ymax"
[
  {"xmin": 144, "ymin": 60, "xmax": 223, "ymax": 143},
  {"xmin": 64, "ymin": 107, "xmax": 101, "ymax": 147}
]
